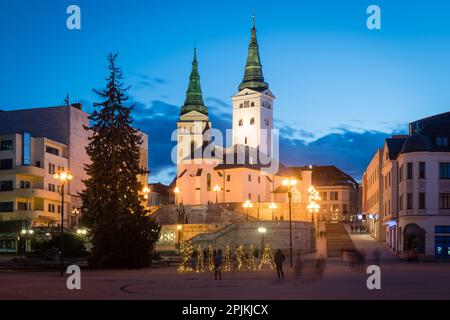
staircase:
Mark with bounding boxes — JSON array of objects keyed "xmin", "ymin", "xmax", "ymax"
[{"xmin": 325, "ymin": 223, "xmax": 354, "ymax": 258}]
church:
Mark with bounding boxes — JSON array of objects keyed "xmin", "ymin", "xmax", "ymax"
[{"xmin": 174, "ymin": 18, "xmax": 313, "ymax": 209}]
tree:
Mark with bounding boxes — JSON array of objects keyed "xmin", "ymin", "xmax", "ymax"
[{"xmin": 81, "ymin": 53, "xmax": 160, "ymax": 268}]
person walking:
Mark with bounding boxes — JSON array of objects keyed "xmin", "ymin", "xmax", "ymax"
[
  {"xmin": 274, "ymin": 249, "xmax": 286, "ymax": 279},
  {"xmin": 214, "ymin": 249, "xmax": 223, "ymax": 280}
]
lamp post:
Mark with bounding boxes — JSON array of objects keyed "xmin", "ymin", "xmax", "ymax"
[
  {"xmin": 258, "ymin": 227, "xmax": 267, "ymax": 253},
  {"xmin": 72, "ymin": 208, "xmax": 80, "ymax": 227},
  {"xmin": 243, "ymin": 200, "xmax": 253, "ymax": 221},
  {"xmin": 269, "ymin": 202, "xmax": 278, "ymax": 221},
  {"xmin": 53, "ymin": 170, "xmax": 73, "ymax": 277},
  {"xmin": 20, "ymin": 228, "xmax": 34, "ymax": 254},
  {"xmin": 213, "ymin": 185, "xmax": 221, "ymax": 203},
  {"xmin": 177, "ymin": 224, "xmax": 183, "ymax": 252},
  {"xmin": 282, "ymin": 177, "xmax": 297, "ymax": 268},
  {"xmin": 174, "ymin": 187, "xmax": 181, "ymax": 205}
]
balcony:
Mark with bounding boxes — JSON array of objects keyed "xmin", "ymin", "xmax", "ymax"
[
  {"xmin": 0, "ymin": 165, "xmax": 45, "ymax": 177},
  {"xmin": 0, "ymin": 210, "xmax": 61, "ymax": 225},
  {"xmin": 0, "ymin": 188, "xmax": 71, "ymax": 202}
]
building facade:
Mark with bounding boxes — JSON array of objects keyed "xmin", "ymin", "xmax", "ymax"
[
  {"xmin": 366, "ymin": 112, "xmax": 450, "ymax": 259},
  {"xmin": 362, "ymin": 149, "xmax": 385, "ymax": 240}
]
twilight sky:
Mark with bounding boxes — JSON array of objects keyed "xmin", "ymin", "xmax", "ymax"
[{"xmin": 1, "ymin": 0, "xmax": 450, "ymax": 184}]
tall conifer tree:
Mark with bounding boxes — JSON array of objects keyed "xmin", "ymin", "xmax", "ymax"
[{"xmin": 81, "ymin": 54, "xmax": 160, "ymax": 268}]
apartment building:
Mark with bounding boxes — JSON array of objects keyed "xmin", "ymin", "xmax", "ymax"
[{"xmin": 365, "ymin": 111, "xmax": 450, "ymax": 259}]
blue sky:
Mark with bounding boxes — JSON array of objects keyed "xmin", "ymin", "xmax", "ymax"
[{"xmin": 1, "ymin": 0, "xmax": 450, "ymax": 184}]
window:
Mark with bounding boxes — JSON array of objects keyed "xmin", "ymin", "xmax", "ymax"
[
  {"xmin": 399, "ymin": 165, "xmax": 403, "ymax": 182},
  {"xmin": 46, "ymin": 146, "xmax": 60, "ymax": 156},
  {"xmin": 407, "ymin": 162, "xmax": 413, "ymax": 180},
  {"xmin": 48, "ymin": 184, "xmax": 56, "ymax": 192},
  {"xmin": 239, "ymin": 103, "xmax": 243, "ymax": 108},
  {"xmin": 17, "ymin": 202, "xmax": 29, "ymax": 211},
  {"xmin": 251, "ymin": 102, "xmax": 255, "ymax": 107},
  {"xmin": 419, "ymin": 193, "xmax": 426, "ymax": 210},
  {"xmin": 0, "ymin": 181, "xmax": 13, "ymax": 192},
  {"xmin": 258, "ymin": 176, "xmax": 261, "ymax": 184},
  {"xmin": 320, "ymin": 192, "xmax": 327, "ymax": 201},
  {"xmin": 343, "ymin": 204, "xmax": 348, "ymax": 214},
  {"xmin": 245, "ymin": 137, "xmax": 248, "ymax": 145},
  {"xmin": 436, "ymin": 136, "xmax": 449, "ymax": 146},
  {"xmin": 248, "ymin": 174, "xmax": 252, "ymax": 182},
  {"xmin": 399, "ymin": 195, "xmax": 403, "ymax": 211},
  {"xmin": 250, "ymin": 118, "xmax": 255, "ymax": 125},
  {"xmin": 419, "ymin": 162, "xmax": 426, "ymax": 179},
  {"xmin": 48, "ymin": 204, "xmax": 55, "ymax": 213},
  {"xmin": 435, "ymin": 226, "xmax": 450, "ymax": 233},
  {"xmin": 207, "ymin": 173, "xmax": 211, "ymax": 191},
  {"xmin": 440, "ymin": 163, "xmax": 450, "ymax": 179},
  {"xmin": 0, "ymin": 159, "xmax": 13, "ymax": 170},
  {"xmin": 227, "ymin": 175, "xmax": 231, "ymax": 182},
  {"xmin": 22, "ymin": 133, "xmax": 31, "ymax": 166},
  {"xmin": 0, "ymin": 202, "xmax": 14, "ymax": 212},
  {"xmin": 36, "ymin": 161, "xmax": 41, "ymax": 168},
  {"xmin": 244, "ymin": 101, "xmax": 250, "ymax": 108},
  {"xmin": 20, "ymin": 181, "xmax": 31, "ymax": 189},
  {"xmin": 48, "ymin": 163, "xmax": 56, "ymax": 175},
  {"xmin": 440, "ymin": 193, "xmax": 450, "ymax": 209},
  {"xmin": 330, "ymin": 192, "xmax": 339, "ymax": 201},
  {"xmin": 238, "ymin": 119, "xmax": 243, "ymax": 126},
  {"xmin": 248, "ymin": 193, "xmax": 252, "ymax": 199},
  {"xmin": 407, "ymin": 193, "xmax": 413, "ymax": 210},
  {"xmin": 0, "ymin": 140, "xmax": 13, "ymax": 151}
]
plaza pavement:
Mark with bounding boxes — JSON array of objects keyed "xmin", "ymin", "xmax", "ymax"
[{"xmin": 0, "ymin": 258, "xmax": 449, "ymax": 300}]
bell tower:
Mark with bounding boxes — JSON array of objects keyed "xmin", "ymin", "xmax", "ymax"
[
  {"xmin": 177, "ymin": 48, "xmax": 211, "ymax": 175},
  {"xmin": 232, "ymin": 17, "xmax": 275, "ymax": 157}
]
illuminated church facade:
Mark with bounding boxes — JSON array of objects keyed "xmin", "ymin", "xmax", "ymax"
[{"xmin": 175, "ymin": 19, "xmax": 313, "ymax": 207}]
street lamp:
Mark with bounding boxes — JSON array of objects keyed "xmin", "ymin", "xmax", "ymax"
[
  {"xmin": 72, "ymin": 207, "xmax": 80, "ymax": 227},
  {"xmin": 20, "ymin": 228, "xmax": 34, "ymax": 254},
  {"xmin": 76, "ymin": 228, "xmax": 88, "ymax": 236},
  {"xmin": 258, "ymin": 227, "xmax": 267, "ymax": 253},
  {"xmin": 243, "ymin": 200, "xmax": 253, "ymax": 221},
  {"xmin": 269, "ymin": 203, "xmax": 278, "ymax": 221},
  {"xmin": 282, "ymin": 177, "xmax": 297, "ymax": 268},
  {"xmin": 177, "ymin": 224, "xmax": 183, "ymax": 251},
  {"xmin": 53, "ymin": 170, "xmax": 73, "ymax": 277},
  {"xmin": 143, "ymin": 186, "xmax": 150, "ymax": 200},
  {"xmin": 213, "ymin": 185, "xmax": 221, "ymax": 203},
  {"xmin": 174, "ymin": 187, "xmax": 181, "ymax": 205}
]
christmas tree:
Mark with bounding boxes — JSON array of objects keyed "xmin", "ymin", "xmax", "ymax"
[{"xmin": 81, "ymin": 53, "xmax": 160, "ymax": 268}]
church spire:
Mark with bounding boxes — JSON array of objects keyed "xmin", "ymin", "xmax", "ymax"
[
  {"xmin": 181, "ymin": 47, "xmax": 208, "ymax": 116},
  {"xmin": 238, "ymin": 16, "xmax": 269, "ymax": 92}
]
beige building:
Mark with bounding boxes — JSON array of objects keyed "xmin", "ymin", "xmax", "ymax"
[
  {"xmin": 362, "ymin": 148, "xmax": 385, "ymax": 240},
  {"xmin": 291, "ymin": 166, "xmax": 359, "ymax": 223},
  {"xmin": 367, "ymin": 111, "xmax": 450, "ymax": 259}
]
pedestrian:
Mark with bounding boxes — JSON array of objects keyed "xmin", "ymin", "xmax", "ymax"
[
  {"xmin": 294, "ymin": 250, "xmax": 303, "ymax": 284},
  {"xmin": 274, "ymin": 249, "xmax": 286, "ymax": 279},
  {"xmin": 214, "ymin": 249, "xmax": 223, "ymax": 280},
  {"xmin": 315, "ymin": 255, "xmax": 326, "ymax": 279}
]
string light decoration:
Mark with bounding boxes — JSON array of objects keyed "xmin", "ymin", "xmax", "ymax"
[
  {"xmin": 177, "ymin": 241, "xmax": 194, "ymax": 273},
  {"xmin": 224, "ymin": 245, "xmax": 232, "ymax": 272},
  {"xmin": 236, "ymin": 245, "xmax": 245, "ymax": 272},
  {"xmin": 195, "ymin": 245, "xmax": 204, "ymax": 273},
  {"xmin": 208, "ymin": 245, "xmax": 214, "ymax": 271},
  {"xmin": 258, "ymin": 244, "xmax": 275, "ymax": 270},
  {"xmin": 246, "ymin": 245, "xmax": 257, "ymax": 271},
  {"xmin": 307, "ymin": 186, "xmax": 321, "ymax": 213}
]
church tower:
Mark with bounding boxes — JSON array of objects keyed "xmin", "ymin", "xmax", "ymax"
[
  {"xmin": 232, "ymin": 17, "xmax": 275, "ymax": 157},
  {"xmin": 177, "ymin": 48, "xmax": 211, "ymax": 175}
]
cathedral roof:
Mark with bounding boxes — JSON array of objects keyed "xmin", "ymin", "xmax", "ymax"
[
  {"xmin": 180, "ymin": 48, "xmax": 208, "ymax": 116},
  {"xmin": 238, "ymin": 17, "xmax": 269, "ymax": 93}
]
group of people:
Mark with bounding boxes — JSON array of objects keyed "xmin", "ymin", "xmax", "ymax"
[{"xmin": 350, "ymin": 224, "xmax": 367, "ymax": 234}]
